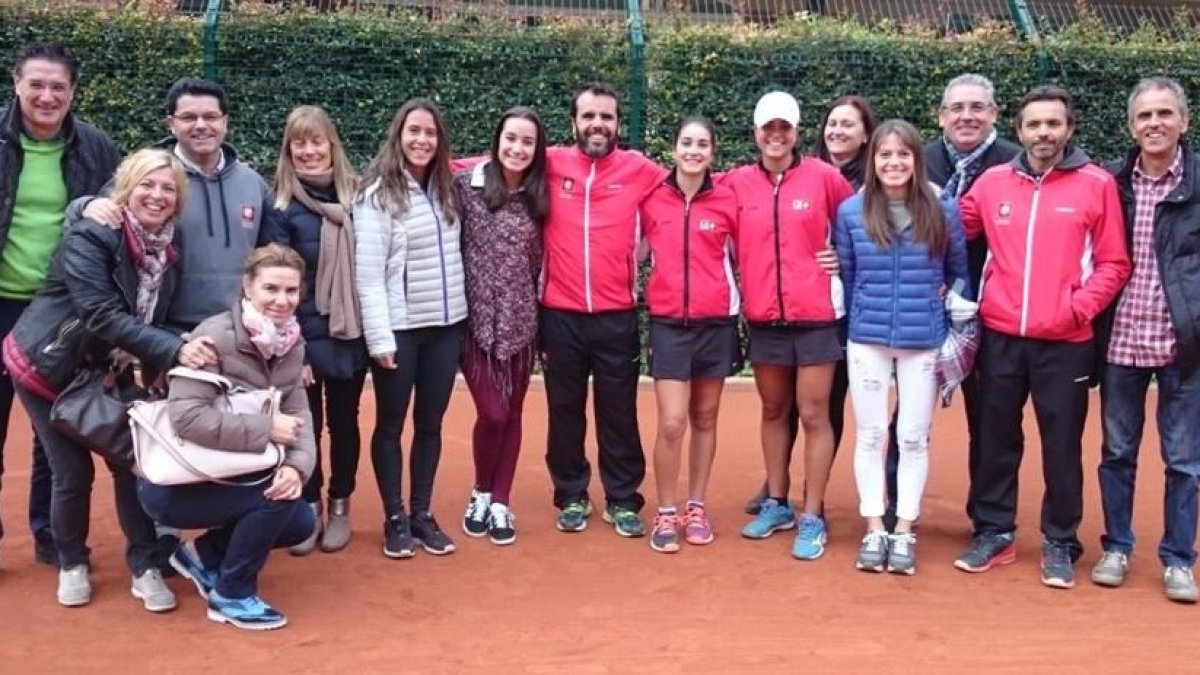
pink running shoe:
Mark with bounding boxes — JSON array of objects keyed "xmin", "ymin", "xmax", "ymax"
[
  {"xmin": 650, "ymin": 512, "xmax": 681, "ymax": 553},
  {"xmin": 684, "ymin": 504, "xmax": 714, "ymax": 545}
]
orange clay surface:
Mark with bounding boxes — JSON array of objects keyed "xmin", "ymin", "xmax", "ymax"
[{"xmin": 0, "ymin": 379, "xmax": 1194, "ymax": 672}]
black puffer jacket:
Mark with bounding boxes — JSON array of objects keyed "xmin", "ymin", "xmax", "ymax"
[
  {"xmin": 923, "ymin": 135, "xmax": 1022, "ymax": 289},
  {"xmin": 278, "ymin": 185, "xmax": 368, "ymax": 381},
  {"xmin": 7, "ymin": 218, "xmax": 183, "ymax": 396},
  {"xmin": 1100, "ymin": 143, "xmax": 1200, "ymax": 376},
  {"xmin": 0, "ymin": 105, "xmax": 121, "ymax": 248}
]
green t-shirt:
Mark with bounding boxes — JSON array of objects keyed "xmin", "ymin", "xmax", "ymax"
[{"xmin": 0, "ymin": 135, "xmax": 68, "ymax": 300}]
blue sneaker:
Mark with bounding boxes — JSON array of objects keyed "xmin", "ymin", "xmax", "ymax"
[
  {"xmin": 741, "ymin": 499, "xmax": 796, "ymax": 539},
  {"xmin": 207, "ymin": 591, "xmax": 288, "ymax": 631},
  {"xmin": 169, "ymin": 541, "xmax": 217, "ymax": 600},
  {"xmin": 791, "ymin": 514, "xmax": 827, "ymax": 560}
]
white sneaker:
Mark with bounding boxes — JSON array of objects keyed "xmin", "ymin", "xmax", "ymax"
[
  {"xmin": 58, "ymin": 564, "xmax": 92, "ymax": 607},
  {"xmin": 131, "ymin": 568, "xmax": 177, "ymax": 612}
]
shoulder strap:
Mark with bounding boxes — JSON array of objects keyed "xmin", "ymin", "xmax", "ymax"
[{"xmin": 167, "ymin": 366, "xmax": 233, "ymax": 391}]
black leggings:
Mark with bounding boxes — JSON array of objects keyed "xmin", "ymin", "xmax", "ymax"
[
  {"xmin": 369, "ymin": 323, "xmax": 464, "ymax": 517},
  {"xmin": 301, "ymin": 368, "xmax": 369, "ymax": 503}
]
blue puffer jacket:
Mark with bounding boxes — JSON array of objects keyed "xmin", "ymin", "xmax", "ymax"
[
  {"xmin": 833, "ymin": 193, "xmax": 971, "ymax": 349},
  {"xmin": 279, "ymin": 185, "xmax": 369, "ymax": 381}
]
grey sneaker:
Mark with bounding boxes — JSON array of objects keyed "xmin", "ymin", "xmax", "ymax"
[
  {"xmin": 888, "ymin": 532, "xmax": 917, "ymax": 576},
  {"xmin": 288, "ymin": 501, "xmax": 322, "ymax": 556},
  {"xmin": 1164, "ymin": 566, "xmax": 1199, "ymax": 604},
  {"xmin": 131, "ymin": 568, "xmax": 177, "ymax": 613},
  {"xmin": 321, "ymin": 498, "xmax": 352, "ymax": 553},
  {"xmin": 57, "ymin": 564, "xmax": 91, "ymax": 607},
  {"xmin": 855, "ymin": 530, "xmax": 888, "ymax": 572},
  {"xmin": 1090, "ymin": 551, "xmax": 1129, "ymax": 588}
]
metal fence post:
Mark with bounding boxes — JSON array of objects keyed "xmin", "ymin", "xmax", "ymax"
[
  {"xmin": 626, "ymin": 0, "xmax": 646, "ymax": 150},
  {"xmin": 203, "ymin": 0, "xmax": 224, "ymax": 81},
  {"xmin": 1007, "ymin": 0, "xmax": 1049, "ymax": 82}
]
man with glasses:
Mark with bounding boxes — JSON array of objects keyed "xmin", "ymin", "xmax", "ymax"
[
  {"xmin": 82, "ymin": 76, "xmax": 281, "ymax": 565},
  {"xmin": 876, "ymin": 74, "xmax": 1022, "ymax": 530}
]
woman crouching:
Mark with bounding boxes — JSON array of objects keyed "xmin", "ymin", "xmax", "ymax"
[{"xmin": 136, "ymin": 244, "xmax": 316, "ymax": 631}]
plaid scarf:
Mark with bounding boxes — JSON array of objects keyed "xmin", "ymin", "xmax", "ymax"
[
  {"xmin": 122, "ymin": 208, "xmax": 175, "ymax": 323},
  {"xmin": 941, "ymin": 128, "xmax": 998, "ymax": 198}
]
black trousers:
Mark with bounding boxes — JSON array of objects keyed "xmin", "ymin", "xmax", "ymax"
[
  {"xmin": 0, "ymin": 297, "xmax": 53, "ymax": 544},
  {"xmin": 969, "ymin": 329, "xmax": 1093, "ymax": 549},
  {"xmin": 369, "ymin": 323, "xmax": 464, "ymax": 517},
  {"xmin": 540, "ymin": 308, "xmax": 645, "ymax": 511},
  {"xmin": 301, "ymin": 368, "xmax": 369, "ymax": 503}
]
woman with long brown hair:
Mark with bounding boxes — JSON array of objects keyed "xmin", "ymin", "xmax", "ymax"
[
  {"xmin": 833, "ymin": 119, "xmax": 970, "ymax": 575},
  {"xmin": 354, "ymin": 98, "xmax": 465, "ymax": 559}
]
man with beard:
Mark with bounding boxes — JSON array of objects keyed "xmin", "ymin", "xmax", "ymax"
[
  {"xmin": 540, "ymin": 82, "xmax": 666, "ymax": 537},
  {"xmin": 953, "ymin": 86, "xmax": 1130, "ymax": 589}
]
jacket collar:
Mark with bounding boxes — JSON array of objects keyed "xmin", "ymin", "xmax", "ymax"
[
  {"xmin": 1113, "ymin": 141, "xmax": 1196, "ymax": 203},
  {"xmin": 1, "ymin": 103, "xmax": 77, "ymax": 145},
  {"xmin": 664, "ymin": 169, "xmax": 714, "ymax": 198},
  {"xmin": 1010, "ymin": 144, "xmax": 1090, "ymax": 179}
]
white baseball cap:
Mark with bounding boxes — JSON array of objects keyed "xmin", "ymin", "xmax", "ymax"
[{"xmin": 753, "ymin": 91, "xmax": 801, "ymax": 128}]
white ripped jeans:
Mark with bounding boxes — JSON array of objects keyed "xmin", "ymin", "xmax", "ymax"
[{"xmin": 847, "ymin": 341, "xmax": 938, "ymax": 522}]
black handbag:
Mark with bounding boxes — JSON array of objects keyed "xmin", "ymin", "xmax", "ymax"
[{"xmin": 50, "ymin": 366, "xmax": 148, "ymax": 468}]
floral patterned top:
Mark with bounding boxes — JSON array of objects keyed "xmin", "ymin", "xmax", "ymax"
[{"xmin": 454, "ymin": 164, "xmax": 542, "ymax": 363}]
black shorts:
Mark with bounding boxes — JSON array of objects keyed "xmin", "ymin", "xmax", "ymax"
[
  {"xmin": 746, "ymin": 323, "xmax": 843, "ymax": 367},
  {"xmin": 648, "ymin": 320, "xmax": 741, "ymax": 380}
]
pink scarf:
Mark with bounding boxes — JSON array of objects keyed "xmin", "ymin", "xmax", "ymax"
[
  {"xmin": 240, "ymin": 297, "xmax": 302, "ymax": 359},
  {"xmin": 122, "ymin": 208, "xmax": 175, "ymax": 323}
]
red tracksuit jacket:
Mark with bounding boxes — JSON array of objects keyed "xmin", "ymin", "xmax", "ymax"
[
  {"xmin": 539, "ymin": 146, "xmax": 667, "ymax": 313},
  {"xmin": 720, "ymin": 157, "xmax": 854, "ymax": 325},
  {"xmin": 959, "ymin": 148, "xmax": 1131, "ymax": 342},
  {"xmin": 640, "ymin": 173, "xmax": 740, "ymax": 323}
]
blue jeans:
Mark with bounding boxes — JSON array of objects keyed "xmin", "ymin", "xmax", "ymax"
[
  {"xmin": 1098, "ymin": 362, "xmax": 1200, "ymax": 568},
  {"xmin": 137, "ymin": 478, "xmax": 314, "ymax": 599}
]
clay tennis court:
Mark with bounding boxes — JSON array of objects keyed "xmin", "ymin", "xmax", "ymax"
[{"xmin": 0, "ymin": 379, "xmax": 1194, "ymax": 672}]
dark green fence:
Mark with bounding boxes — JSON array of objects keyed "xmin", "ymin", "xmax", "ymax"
[{"xmin": 3, "ymin": 0, "xmax": 1200, "ymax": 172}]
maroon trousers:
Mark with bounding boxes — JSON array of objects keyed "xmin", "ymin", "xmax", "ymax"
[{"xmin": 462, "ymin": 337, "xmax": 534, "ymax": 505}]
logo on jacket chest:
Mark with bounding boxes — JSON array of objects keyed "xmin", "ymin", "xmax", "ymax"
[
  {"xmin": 698, "ymin": 219, "xmax": 717, "ymax": 232},
  {"xmin": 561, "ymin": 178, "xmax": 575, "ymax": 194},
  {"xmin": 996, "ymin": 201, "xmax": 1012, "ymax": 225},
  {"xmin": 241, "ymin": 205, "xmax": 257, "ymax": 228},
  {"xmin": 792, "ymin": 199, "xmax": 810, "ymax": 211}
]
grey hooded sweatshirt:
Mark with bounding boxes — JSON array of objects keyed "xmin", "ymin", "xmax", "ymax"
[{"xmin": 155, "ymin": 139, "xmax": 283, "ymax": 330}]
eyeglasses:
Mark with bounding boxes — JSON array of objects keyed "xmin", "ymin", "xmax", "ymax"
[
  {"xmin": 942, "ymin": 102, "xmax": 993, "ymax": 116},
  {"xmin": 171, "ymin": 112, "xmax": 226, "ymax": 125}
]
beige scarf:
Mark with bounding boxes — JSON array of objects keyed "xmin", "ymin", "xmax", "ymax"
[{"xmin": 293, "ymin": 170, "xmax": 362, "ymax": 340}]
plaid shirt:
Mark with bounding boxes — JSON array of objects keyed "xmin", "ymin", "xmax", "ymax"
[{"xmin": 1107, "ymin": 149, "xmax": 1182, "ymax": 367}]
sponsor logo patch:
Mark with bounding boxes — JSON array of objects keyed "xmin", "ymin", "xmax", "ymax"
[
  {"xmin": 241, "ymin": 205, "xmax": 257, "ymax": 228},
  {"xmin": 698, "ymin": 219, "xmax": 716, "ymax": 232},
  {"xmin": 792, "ymin": 199, "xmax": 810, "ymax": 211}
]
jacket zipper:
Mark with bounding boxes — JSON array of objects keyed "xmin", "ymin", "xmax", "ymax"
[
  {"xmin": 682, "ymin": 195, "xmax": 693, "ymax": 326},
  {"xmin": 430, "ymin": 199, "xmax": 450, "ymax": 323},
  {"xmin": 890, "ymin": 240, "xmax": 901, "ymax": 345},
  {"xmin": 582, "ymin": 162, "xmax": 597, "ymax": 313},
  {"xmin": 42, "ymin": 318, "xmax": 80, "ymax": 354},
  {"xmin": 1019, "ymin": 173, "xmax": 1046, "ymax": 336},
  {"xmin": 772, "ymin": 172, "xmax": 786, "ymax": 322}
]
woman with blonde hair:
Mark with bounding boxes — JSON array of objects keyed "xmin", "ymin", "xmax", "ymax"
[
  {"xmin": 5, "ymin": 148, "xmax": 216, "ymax": 610},
  {"xmin": 355, "ymin": 98, "xmax": 466, "ymax": 559},
  {"xmin": 274, "ymin": 105, "xmax": 368, "ymax": 555}
]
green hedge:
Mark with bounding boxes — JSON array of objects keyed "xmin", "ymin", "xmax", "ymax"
[{"xmin": 4, "ymin": 7, "xmax": 1200, "ymax": 173}]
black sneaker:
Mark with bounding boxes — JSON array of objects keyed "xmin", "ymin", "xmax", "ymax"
[
  {"xmin": 1041, "ymin": 541, "xmax": 1076, "ymax": 589},
  {"xmin": 411, "ymin": 512, "xmax": 456, "ymax": 555},
  {"xmin": 488, "ymin": 503, "xmax": 516, "ymax": 546},
  {"xmin": 462, "ymin": 489, "xmax": 491, "ymax": 538},
  {"xmin": 383, "ymin": 514, "xmax": 415, "ymax": 559},
  {"xmin": 953, "ymin": 532, "xmax": 1016, "ymax": 573}
]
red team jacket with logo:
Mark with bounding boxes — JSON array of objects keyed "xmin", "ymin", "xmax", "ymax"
[
  {"xmin": 959, "ymin": 149, "xmax": 1131, "ymax": 343},
  {"xmin": 719, "ymin": 158, "xmax": 855, "ymax": 325},
  {"xmin": 540, "ymin": 146, "xmax": 668, "ymax": 313},
  {"xmin": 640, "ymin": 174, "xmax": 740, "ymax": 323}
]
